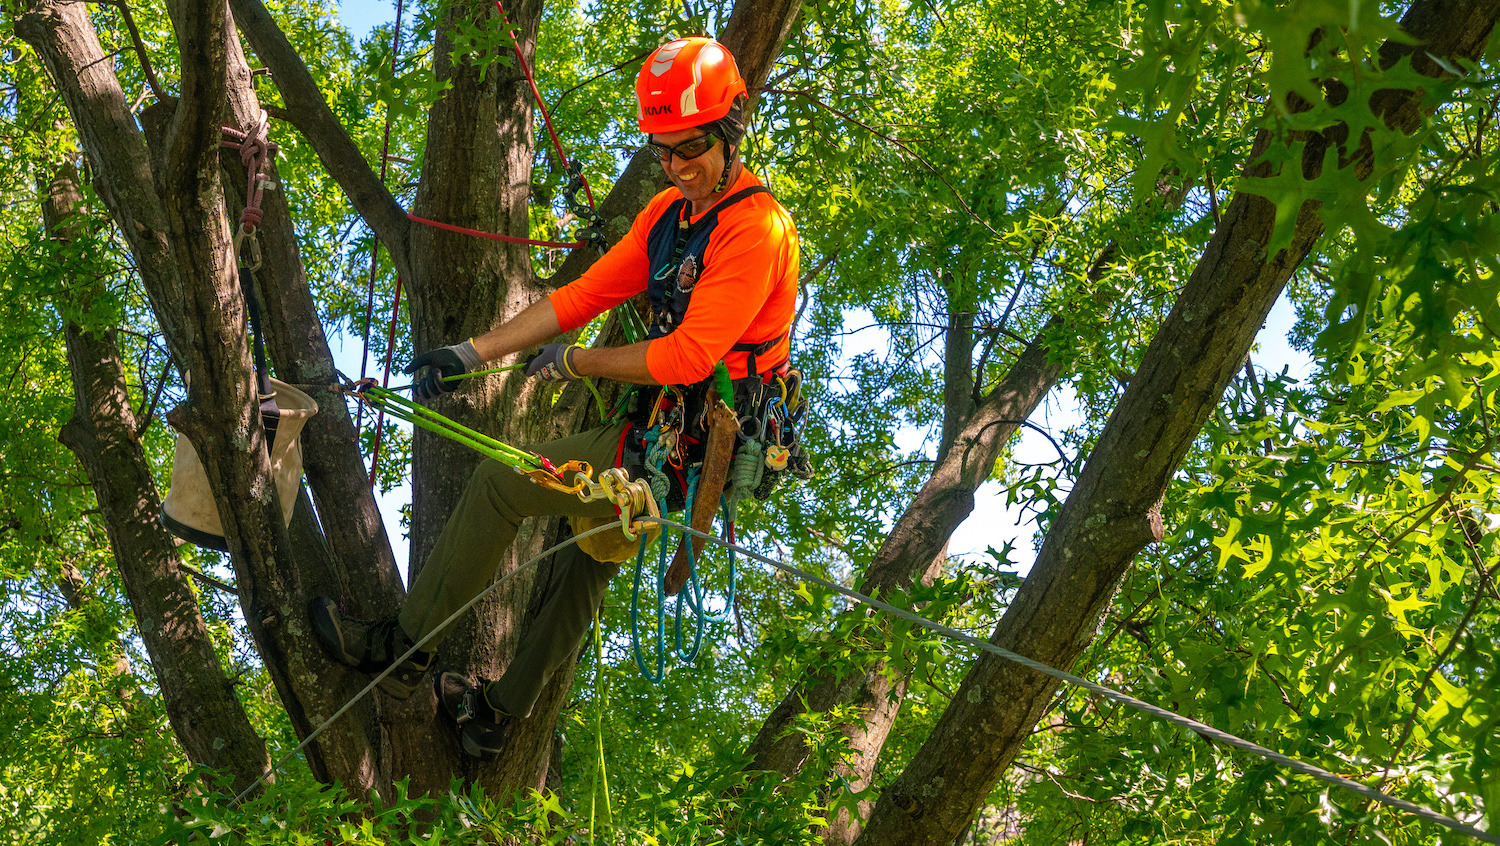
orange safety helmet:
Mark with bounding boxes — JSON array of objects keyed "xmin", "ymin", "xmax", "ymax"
[{"xmin": 636, "ymin": 37, "xmax": 747, "ymax": 134}]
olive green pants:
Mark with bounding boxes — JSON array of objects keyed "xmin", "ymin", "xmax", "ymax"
[{"xmin": 399, "ymin": 421, "xmax": 629, "ymax": 718}]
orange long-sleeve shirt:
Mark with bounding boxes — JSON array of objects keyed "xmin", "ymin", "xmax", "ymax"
[{"xmin": 549, "ymin": 169, "xmax": 799, "ymax": 385}]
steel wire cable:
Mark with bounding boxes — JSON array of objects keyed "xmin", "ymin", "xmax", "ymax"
[
  {"xmin": 232, "ymin": 515, "xmax": 1496, "ymax": 844},
  {"xmin": 639, "ymin": 517, "xmax": 1497, "ymax": 845}
]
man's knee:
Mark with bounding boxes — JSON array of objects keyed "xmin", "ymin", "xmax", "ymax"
[
  {"xmin": 470, "ymin": 458, "xmax": 508, "ymax": 488},
  {"xmin": 469, "ymin": 458, "xmax": 529, "ymax": 523}
]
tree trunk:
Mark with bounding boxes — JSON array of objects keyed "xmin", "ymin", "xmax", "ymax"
[
  {"xmin": 853, "ymin": 1, "xmax": 1500, "ymax": 842},
  {"xmin": 44, "ymin": 161, "xmax": 272, "ymax": 797},
  {"xmin": 23, "ymin": 0, "xmax": 806, "ymax": 806},
  {"xmin": 18, "ymin": 0, "xmax": 387, "ymax": 796}
]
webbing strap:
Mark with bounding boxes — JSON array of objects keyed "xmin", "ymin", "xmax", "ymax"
[{"xmin": 222, "ymin": 120, "xmax": 280, "ymax": 442}]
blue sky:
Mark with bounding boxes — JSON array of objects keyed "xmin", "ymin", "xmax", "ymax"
[
  {"xmin": 322, "ymin": 0, "xmax": 1314, "ymax": 579},
  {"xmin": 337, "ymin": 1, "xmax": 393, "ymax": 40}
]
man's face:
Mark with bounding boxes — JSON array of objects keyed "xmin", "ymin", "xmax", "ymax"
[{"xmin": 649, "ymin": 128, "xmax": 726, "ymax": 206}]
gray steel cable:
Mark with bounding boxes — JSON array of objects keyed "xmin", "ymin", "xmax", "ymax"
[
  {"xmin": 234, "ymin": 514, "xmax": 1495, "ymax": 844},
  {"xmin": 641, "ymin": 516, "xmax": 1497, "ymax": 844}
]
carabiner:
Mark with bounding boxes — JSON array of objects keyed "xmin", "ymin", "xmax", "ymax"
[
  {"xmin": 758, "ymin": 397, "xmax": 781, "ymax": 441},
  {"xmin": 235, "ymin": 224, "xmax": 263, "ymax": 272}
]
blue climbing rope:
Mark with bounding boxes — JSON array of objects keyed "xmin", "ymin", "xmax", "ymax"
[{"xmin": 629, "ymin": 466, "xmax": 739, "ymax": 681}]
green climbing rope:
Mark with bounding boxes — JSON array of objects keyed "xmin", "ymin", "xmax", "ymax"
[
  {"xmin": 355, "ymin": 382, "xmax": 546, "ymax": 472},
  {"xmin": 628, "ymin": 467, "xmax": 739, "ymax": 683}
]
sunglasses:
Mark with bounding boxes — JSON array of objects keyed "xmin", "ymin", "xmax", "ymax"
[{"xmin": 646, "ymin": 133, "xmax": 719, "ymax": 163}]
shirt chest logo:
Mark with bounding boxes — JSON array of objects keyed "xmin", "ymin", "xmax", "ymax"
[{"xmin": 676, "ymin": 255, "xmax": 699, "ymax": 293}]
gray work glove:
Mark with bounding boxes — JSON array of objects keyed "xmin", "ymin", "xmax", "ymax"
[
  {"xmin": 405, "ymin": 340, "xmax": 484, "ymax": 400},
  {"xmin": 524, "ymin": 343, "xmax": 582, "ymax": 382}
]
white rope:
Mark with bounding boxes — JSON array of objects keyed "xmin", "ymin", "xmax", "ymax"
[
  {"xmin": 235, "ymin": 514, "xmax": 1496, "ymax": 845},
  {"xmin": 640, "ymin": 516, "xmax": 1497, "ymax": 845}
]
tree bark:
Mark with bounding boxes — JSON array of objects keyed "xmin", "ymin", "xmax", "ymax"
[
  {"xmin": 853, "ymin": 1, "xmax": 1500, "ymax": 843},
  {"xmin": 44, "ymin": 161, "xmax": 271, "ymax": 797},
  {"xmin": 17, "ymin": 0, "xmax": 386, "ymax": 796},
  {"xmin": 24, "ymin": 0, "xmax": 806, "ymax": 806}
]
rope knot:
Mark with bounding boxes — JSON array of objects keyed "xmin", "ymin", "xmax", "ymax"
[{"xmin": 237, "ymin": 116, "xmax": 274, "ymax": 168}]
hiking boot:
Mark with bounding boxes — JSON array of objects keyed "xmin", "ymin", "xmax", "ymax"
[
  {"xmin": 309, "ymin": 596, "xmax": 434, "ymax": 699},
  {"xmin": 438, "ymin": 671, "xmax": 513, "ymax": 759}
]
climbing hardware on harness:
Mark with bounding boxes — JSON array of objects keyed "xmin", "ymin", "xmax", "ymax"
[{"xmin": 343, "ymin": 378, "xmax": 661, "ymax": 543}]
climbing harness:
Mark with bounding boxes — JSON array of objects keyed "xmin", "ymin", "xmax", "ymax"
[
  {"xmin": 621, "ymin": 357, "xmax": 812, "ymax": 679},
  {"xmin": 603, "ymin": 183, "xmax": 812, "ymax": 678},
  {"xmin": 231, "ymin": 514, "xmax": 1500, "ymax": 846}
]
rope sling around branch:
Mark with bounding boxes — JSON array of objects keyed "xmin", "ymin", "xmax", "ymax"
[{"xmin": 233, "ymin": 513, "xmax": 1496, "ymax": 844}]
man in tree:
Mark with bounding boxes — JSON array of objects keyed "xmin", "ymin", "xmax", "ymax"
[{"xmin": 311, "ymin": 37, "xmax": 800, "ymax": 758}]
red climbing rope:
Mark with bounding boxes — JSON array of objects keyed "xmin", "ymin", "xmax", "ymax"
[
  {"xmin": 494, "ymin": 0, "xmax": 598, "ymax": 210},
  {"xmin": 360, "ymin": 0, "xmax": 411, "ymax": 486},
  {"xmin": 404, "ymin": 0, "xmax": 602, "ymax": 249},
  {"xmin": 407, "ymin": 212, "xmax": 582, "ymax": 250},
  {"xmin": 221, "ymin": 117, "xmax": 277, "ymax": 236}
]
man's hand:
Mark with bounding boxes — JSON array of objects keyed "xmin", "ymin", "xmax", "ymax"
[
  {"xmin": 524, "ymin": 343, "xmax": 583, "ymax": 382},
  {"xmin": 404, "ymin": 340, "xmax": 484, "ymax": 400}
]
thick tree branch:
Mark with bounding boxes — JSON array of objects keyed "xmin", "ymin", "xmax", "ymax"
[
  {"xmin": 854, "ymin": 1, "xmax": 1500, "ymax": 842},
  {"xmin": 221, "ymin": 10, "xmax": 404, "ymax": 614},
  {"xmin": 17, "ymin": 0, "xmax": 183, "ymax": 359},
  {"xmin": 44, "ymin": 161, "xmax": 272, "ymax": 798},
  {"xmin": 226, "ymin": 0, "xmax": 413, "ymax": 280}
]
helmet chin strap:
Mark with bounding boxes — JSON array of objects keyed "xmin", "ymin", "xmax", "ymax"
[{"xmin": 713, "ymin": 142, "xmax": 738, "ymax": 193}]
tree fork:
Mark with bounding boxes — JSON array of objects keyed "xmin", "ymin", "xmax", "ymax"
[
  {"xmin": 742, "ymin": 213, "xmax": 1179, "ymax": 808},
  {"xmin": 18, "ymin": 0, "xmax": 388, "ymax": 796},
  {"xmin": 854, "ymin": 1, "xmax": 1500, "ymax": 843},
  {"xmin": 45, "ymin": 161, "xmax": 272, "ymax": 798}
]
